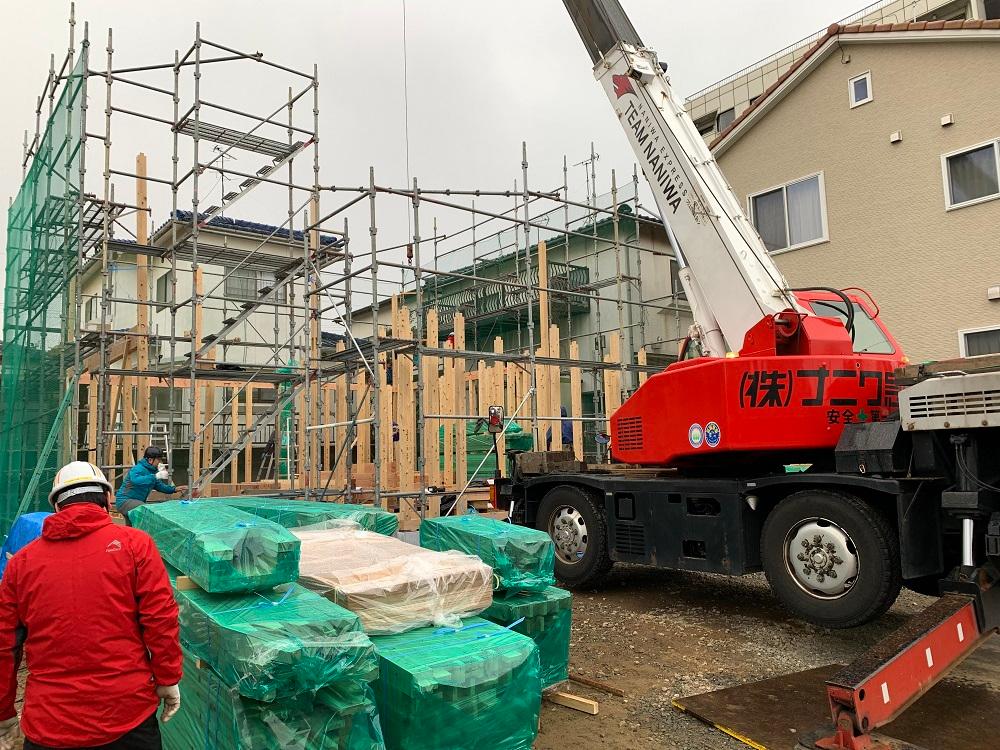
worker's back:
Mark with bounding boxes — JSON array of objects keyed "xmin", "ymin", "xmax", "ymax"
[{"xmin": 0, "ymin": 502, "xmax": 180, "ymax": 747}]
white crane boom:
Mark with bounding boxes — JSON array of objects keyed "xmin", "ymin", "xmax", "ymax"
[{"xmin": 562, "ymin": 0, "xmax": 804, "ymax": 356}]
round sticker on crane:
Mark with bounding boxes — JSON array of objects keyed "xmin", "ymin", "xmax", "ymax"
[
  {"xmin": 688, "ymin": 423, "xmax": 704, "ymax": 448},
  {"xmin": 705, "ymin": 421, "xmax": 721, "ymax": 448}
]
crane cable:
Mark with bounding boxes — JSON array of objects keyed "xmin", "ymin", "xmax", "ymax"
[{"xmin": 402, "ymin": 0, "xmax": 412, "ymax": 237}]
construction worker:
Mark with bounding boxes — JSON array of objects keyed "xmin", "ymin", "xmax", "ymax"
[
  {"xmin": 115, "ymin": 446, "xmax": 187, "ymax": 524},
  {"xmin": 0, "ymin": 461, "xmax": 182, "ymax": 749}
]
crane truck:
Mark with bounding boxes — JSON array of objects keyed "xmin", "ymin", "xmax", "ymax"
[{"xmin": 496, "ymin": 2, "xmax": 999, "ymax": 747}]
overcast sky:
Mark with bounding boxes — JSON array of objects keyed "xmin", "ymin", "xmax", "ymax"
[{"xmin": 0, "ymin": 0, "xmax": 869, "ymax": 309}]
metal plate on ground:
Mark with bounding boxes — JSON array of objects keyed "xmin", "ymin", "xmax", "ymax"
[{"xmin": 673, "ymin": 640, "xmax": 1000, "ymax": 750}]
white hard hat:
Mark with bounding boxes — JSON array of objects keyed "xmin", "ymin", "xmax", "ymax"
[{"xmin": 49, "ymin": 461, "xmax": 114, "ymax": 508}]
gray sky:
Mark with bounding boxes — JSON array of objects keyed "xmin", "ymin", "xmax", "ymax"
[{"xmin": 0, "ymin": 0, "xmax": 868, "ymax": 308}]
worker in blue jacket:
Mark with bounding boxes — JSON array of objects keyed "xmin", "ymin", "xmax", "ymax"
[{"xmin": 115, "ymin": 446, "xmax": 186, "ymax": 524}]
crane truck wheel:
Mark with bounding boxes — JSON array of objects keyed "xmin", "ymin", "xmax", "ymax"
[
  {"xmin": 537, "ymin": 484, "xmax": 613, "ymax": 589},
  {"xmin": 761, "ymin": 491, "xmax": 901, "ymax": 629}
]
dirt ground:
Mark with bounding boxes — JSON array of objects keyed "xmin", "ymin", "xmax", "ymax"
[{"xmin": 534, "ymin": 563, "xmax": 966, "ymax": 750}]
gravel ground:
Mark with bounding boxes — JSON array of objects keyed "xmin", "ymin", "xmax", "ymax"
[{"xmin": 535, "ymin": 563, "xmax": 938, "ymax": 750}]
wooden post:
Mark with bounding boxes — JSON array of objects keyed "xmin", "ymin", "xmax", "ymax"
[
  {"xmin": 441, "ymin": 335, "xmax": 455, "ymax": 487},
  {"xmin": 395, "ymin": 302, "xmax": 415, "ymax": 491},
  {"xmin": 356, "ymin": 379, "xmax": 371, "ymax": 465},
  {"xmin": 570, "ymin": 341, "xmax": 584, "ymax": 462},
  {"xmin": 377, "ymin": 326, "xmax": 394, "ymax": 487},
  {"xmin": 604, "ymin": 333, "xmax": 623, "ymax": 418},
  {"xmin": 244, "ymin": 386, "xmax": 254, "ymax": 481},
  {"xmin": 638, "ymin": 346, "xmax": 648, "ymax": 386},
  {"xmin": 424, "ymin": 309, "xmax": 440, "ymax": 486},
  {"xmin": 230, "ymin": 387, "xmax": 239, "ymax": 483},
  {"xmin": 135, "ymin": 153, "xmax": 151, "ymax": 457},
  {"xmin": 190, "ymin": 267, "xmax": 204, "ymax": 485},
  {"xmin": 550, "ymin": 324, "xmax": 561, "ymax": 449},
  {"xmin": 334, "ymin": 342, "xmax": 347, "ymax": 489},
  {"xmin": 453, "ymin": 313, "xmax": 467, "ymax": 488},
  {"xmin": 121, "ymin": 375, "xmax": 134, "ymax": 467},
  {"xmin": 493, "ymin": 337, "xmax": 506, "ymax": 470},
  {"xmin": 87, "ymin": 379, "xmax": 99, "ymax": 463}
]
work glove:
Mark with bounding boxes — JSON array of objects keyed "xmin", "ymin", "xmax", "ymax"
[
  {"xmin": 156, "ymin": 684, "xmax": 181, "ymax": 723},
  {"xmin": 155, "ymin": 465, "xmax": 170, "ymax": 481},
  {"xmin": 0, "ymin": 716, "xmax": 21, "ymax": 750}
]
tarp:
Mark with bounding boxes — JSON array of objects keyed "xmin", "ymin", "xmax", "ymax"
[
  {"xmin": 483, "ymin": 586, "xmax": 571, "ymax": 688},
  {"xmin": 170, "ymin": 569, "xmax": 377, "ymax": 702},
  {"xmin": 371, "ymin": 618, "xmax": 541, "ymax": 750},
  {"xmin": 162, "ymin": 650, "xmax": 385, "ymax": 750},
  {"xmin": 294, "ymin": 527, "xmax": 492, "ymax": 635},
  {"xmin": 215, "ymin": 497, "xmax": 398, "ymax": 536},
  {"xmin": 131, "ymin": 501, "xmax": 299, "ymax": 593},
  {"xmin": 419, "ymin": 515, "xmax": 555, "ymax": 594},
  {"xmin": 0, "ymin": 512, "xmax": 50, "ymax": 578}
]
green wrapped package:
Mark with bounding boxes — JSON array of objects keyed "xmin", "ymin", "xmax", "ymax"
[
  {"xmin": 130, "ymin": 501, "xmax": 299, "ymax": 593},
  {"xmin": 371, "ymin": 618, "xmax": 541, "ymax": 750},
  {"xmin": 482, "ymin": 587, "xmax": 571, "ymax": 688},
  {"xmin": 419, "ymin": 515, "xmax": 555, "ymax": 593},
  {"xmin": 162, "ymin": 650, "xmax": 385, "ymax": 750},
  {"xmin": 170, "ymin": 569, "xmax": 378, "ymax": 701},
  {"xmin": 215, "ymin": 497, "xmax": 399, "ymax": 536}
]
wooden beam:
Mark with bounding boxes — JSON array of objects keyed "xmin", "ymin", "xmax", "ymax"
[
  {"xmin": 334, "ymin": 342, "xmax": 347, "ymax": 489},
  {"xmin": 394, "ymin": 302, "xmax": 416, "ymax": 491},
  {"xmin": 135, "ymin": 153, "xmax": 151, "ymax": 452},
  {"xmin": 424, "ymin": 309, "xmax": 440, "ymax": 486},
  {"xmin": 493, "ymin": 336, "xmax": 506, "ymax": 469},
  {"xmin": 638, "ymin": 346, "xmax": 648, "ymax": 386},
  {"xmin": 544, "ymin": 689, "xmax": 599, "ymax": 715},
  {"xmin": 441, "ymin": 335, "xmax": 455, "ymax": 486},
  {"xmin": 570, "ymin": 341, "xmax": 583, "ymax": 462},
  {"xmin": 244, "ymin": 386, "xmax": 254, "ymax": 481},
  {"xmin": 453, "ymin": 313, "xmax": 467, "ymax": 487},
  {"xmin": 604, "ymin": 333, "xmax": 622, "ymax": 418}
]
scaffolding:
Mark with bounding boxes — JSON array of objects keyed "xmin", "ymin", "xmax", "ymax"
[{"xmin": 0, "ymin": 8, "xmax": 693, "ymax": 535}]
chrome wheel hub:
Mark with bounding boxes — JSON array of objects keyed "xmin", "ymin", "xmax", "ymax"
[
  {"xmin": 785, "ymin": 518, "xmax": 859, "ymax": 599},
  {"xmin": 550, "ymin": 506, "xmax": 588, "ymax": 564}
]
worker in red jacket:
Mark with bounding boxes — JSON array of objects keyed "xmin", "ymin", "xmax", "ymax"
[{"xmin": 0, "ymin": 462, "xmax": 183, "ymax": 750}]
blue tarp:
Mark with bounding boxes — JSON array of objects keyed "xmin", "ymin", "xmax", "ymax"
[{"xmin": 0, "ymin": 512, "xmax": 51, "ymax": 577}]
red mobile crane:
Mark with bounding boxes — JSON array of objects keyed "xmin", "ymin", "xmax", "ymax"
[{"xmin": 499, "ymin": 2, "xmax": 1000, "ymax": 748}]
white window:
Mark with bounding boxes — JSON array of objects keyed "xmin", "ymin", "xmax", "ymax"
[
  {"xmin": 155, "ymin": 271, "xmax": 173, "ymax": 306},
  {"xmin": 84, "ymin": 297, "xmax": 97, "ymax": 324},
  {"xmin": 849, "ymin": 71, "xmax": 873, "ymax": 108},
  {"xmin": 748, "ymin": 173, "xmax": 828, "ymax": 254},
  {"xmin": 942, "ymin": 140, "xmax": 1000, "ymax": 210},
  {"xmin": 223, "ymin": 266, "xmax": 287, "ymax": 303},
  {"xmin": 959, "ymin": 326, "xmax": 1000, "ymax": 357}
]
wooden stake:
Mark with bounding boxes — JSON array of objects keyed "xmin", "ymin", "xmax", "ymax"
[
  {"xmin": 570, "ymin": 341, "xmax": 583, "ymax": 462},
  {"xmin": 638, "ymin": 346, "xmax": 648, "ymax": 386},
  {"xmin": 544, "ymin": 689, "xmax": 599, "ymax": 715}
]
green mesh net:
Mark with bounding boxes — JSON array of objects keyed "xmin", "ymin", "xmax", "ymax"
[
  {"xmin": 169, "ymin": 568, "xmax": 378, "ymax": 702},
  {"xmin": 439, "ymin": 421, "xmax": 534, "ymax": 481},
  {"xmin": 482, "ymin": 586, "xmax": 571, "ymax": 688},
  {"xmin": 215, "ymin": 497, "xmax": 399, "ymax": 536},
  {"xmin": 419, "ymin": 515, "xmax": 555, "ymax": 594},
  {"xmin": 0, "ymin": 50, "xmax": 87, "ymax": 537},
  {"xmin": 162, "ymin": 650, "xmax": 385, "ymax": 750},
  {"xmin": 131, "ymin": 501, "xmax": 299, "ymax": 593},
  {"xmin": 370, "ymin": 618, "xmax": 541, "ymax": 750}
]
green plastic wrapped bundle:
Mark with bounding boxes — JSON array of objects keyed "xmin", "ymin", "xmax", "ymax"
[
  {"xmin": 439, "ymin": 422, "xmax": 534, "ymax": 480},
  {"xmin": 370, "ymin": 618, "xmax": 541, "ymax": 750},
  {"xmin": 170, "ymin": 570, "xmax": 378, "ymax": 701},
  {"xmin": 482, "ymin": 587, "xmax": 571, "ymax": 688},
  {"xmin": 215, "ymin": 497, "xmax": 399, "ymax": 537},
  {"xmin": 162, "ymin": 650, "xmax": 385, "ymax": 750},
  {"xmin": 419, "ymin": 515, "xmax": 555, "ymax": 594},
  {"xmin": 130, "ymin": 501, "xmax": 299, "ymax": 593}
]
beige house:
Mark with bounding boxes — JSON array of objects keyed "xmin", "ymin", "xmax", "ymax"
[
  {"xmin": 709, "ymin": 21, "xmax": 1000, "ymax": 361},
  {"xmin": 685, "ymin": 0, "xmax": 998, "ymax": 142}
]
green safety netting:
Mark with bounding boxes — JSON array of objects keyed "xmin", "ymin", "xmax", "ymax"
[
  {"xmin": 440, "ymin": 421, "xmax": 534, "ymax": 481},
  {"xmin": 419, "ymin": 515, "xmax": 555, "ymax": 594},
  {"xmin": 483, "ymin": 586, "xmax": 571, "ymax": 688},
  {"xmin": 162, "ymin": 650, "xmax": 385, "ymax": 750},
  {"xmin": 215, "ymin": 497, "xmax": 399, "ymax": 536},
  {"xmin": 131, "ymin": 501, "xmax": 299, "ymax": 593},
  {"xmin": 370, "ymin": 618, "xmax": 541, "ymax": 750},
  {"xmin": 169, "ymin": 568, "xmax": 378, "ymax": 702},
  {"xmin": 0, "ymin": 50, "xmax": 87, "ymax": 537}
]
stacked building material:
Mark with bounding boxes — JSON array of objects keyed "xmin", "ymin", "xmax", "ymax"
[
  {"xmin": 162, "ymin": 651, "xmax": 384, "ymax": 750},
  {"xmin": 131, "ymin": 501, "xmax": 299, "ymax": 593},
  {"xmin": 171, "ymin": 572, "xmax": 378, "ymax": 701},
  {"xmin": 370, "ymin": 618, "xmax": 541, "ymax": 750},
  {"xmin": 419, "ymin": 514, "xmax": 555, "ymax": 593},
  {"xmin": 294, "ymin": 527, "xmax": 492, "ymax": 634},
  {"xmin": 482, "ymin": 586, "xmax": 571, "ymax": 688},
  {"xmin": 215, "ymin": 497, "xmax": 399, "ymax": 536}
]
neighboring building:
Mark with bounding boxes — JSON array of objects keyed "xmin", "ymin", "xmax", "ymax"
[
  {"xmin": 709, "ymin": 20, "xmax": 1000, "ymax": 361},
  {"xmin": 685, "ymin": 0, "xmax": 999, "ymax": 143}
]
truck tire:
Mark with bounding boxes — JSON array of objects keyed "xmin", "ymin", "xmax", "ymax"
[
  {"xmin": 536, "ymin": 484, "xmax": 613, "ymax": 589},
  {"xmin": 761, "ymin": 490, "xmax": 901, "ymax": 629}
]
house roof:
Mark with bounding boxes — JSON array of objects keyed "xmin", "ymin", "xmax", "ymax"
[
  {"xmin": 152, "ymin": 210, "xmax": 343, "ymax": 248},
  {"xmin": 710, "ymin": 19, "xmax": 1000, "ymax": 155}
]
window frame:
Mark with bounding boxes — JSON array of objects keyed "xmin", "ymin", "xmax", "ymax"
[
  {"xmin": 941, "ymin": 138, "xmax": 1000, "ymax": 211},
  {"xmin": 716, "ymin": 107, "xmax": 735, "ymax": 133},
  {"xmin": 746, "ymin": 171, "xmax": 829, "ymax": 255},
  {"xmin": 848, "ymin": 71, "xmax": 873, "ymax": 108},
  {"xmin": 958, "ymin": 324, "xmax": 1000, "ymax": 358}
]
